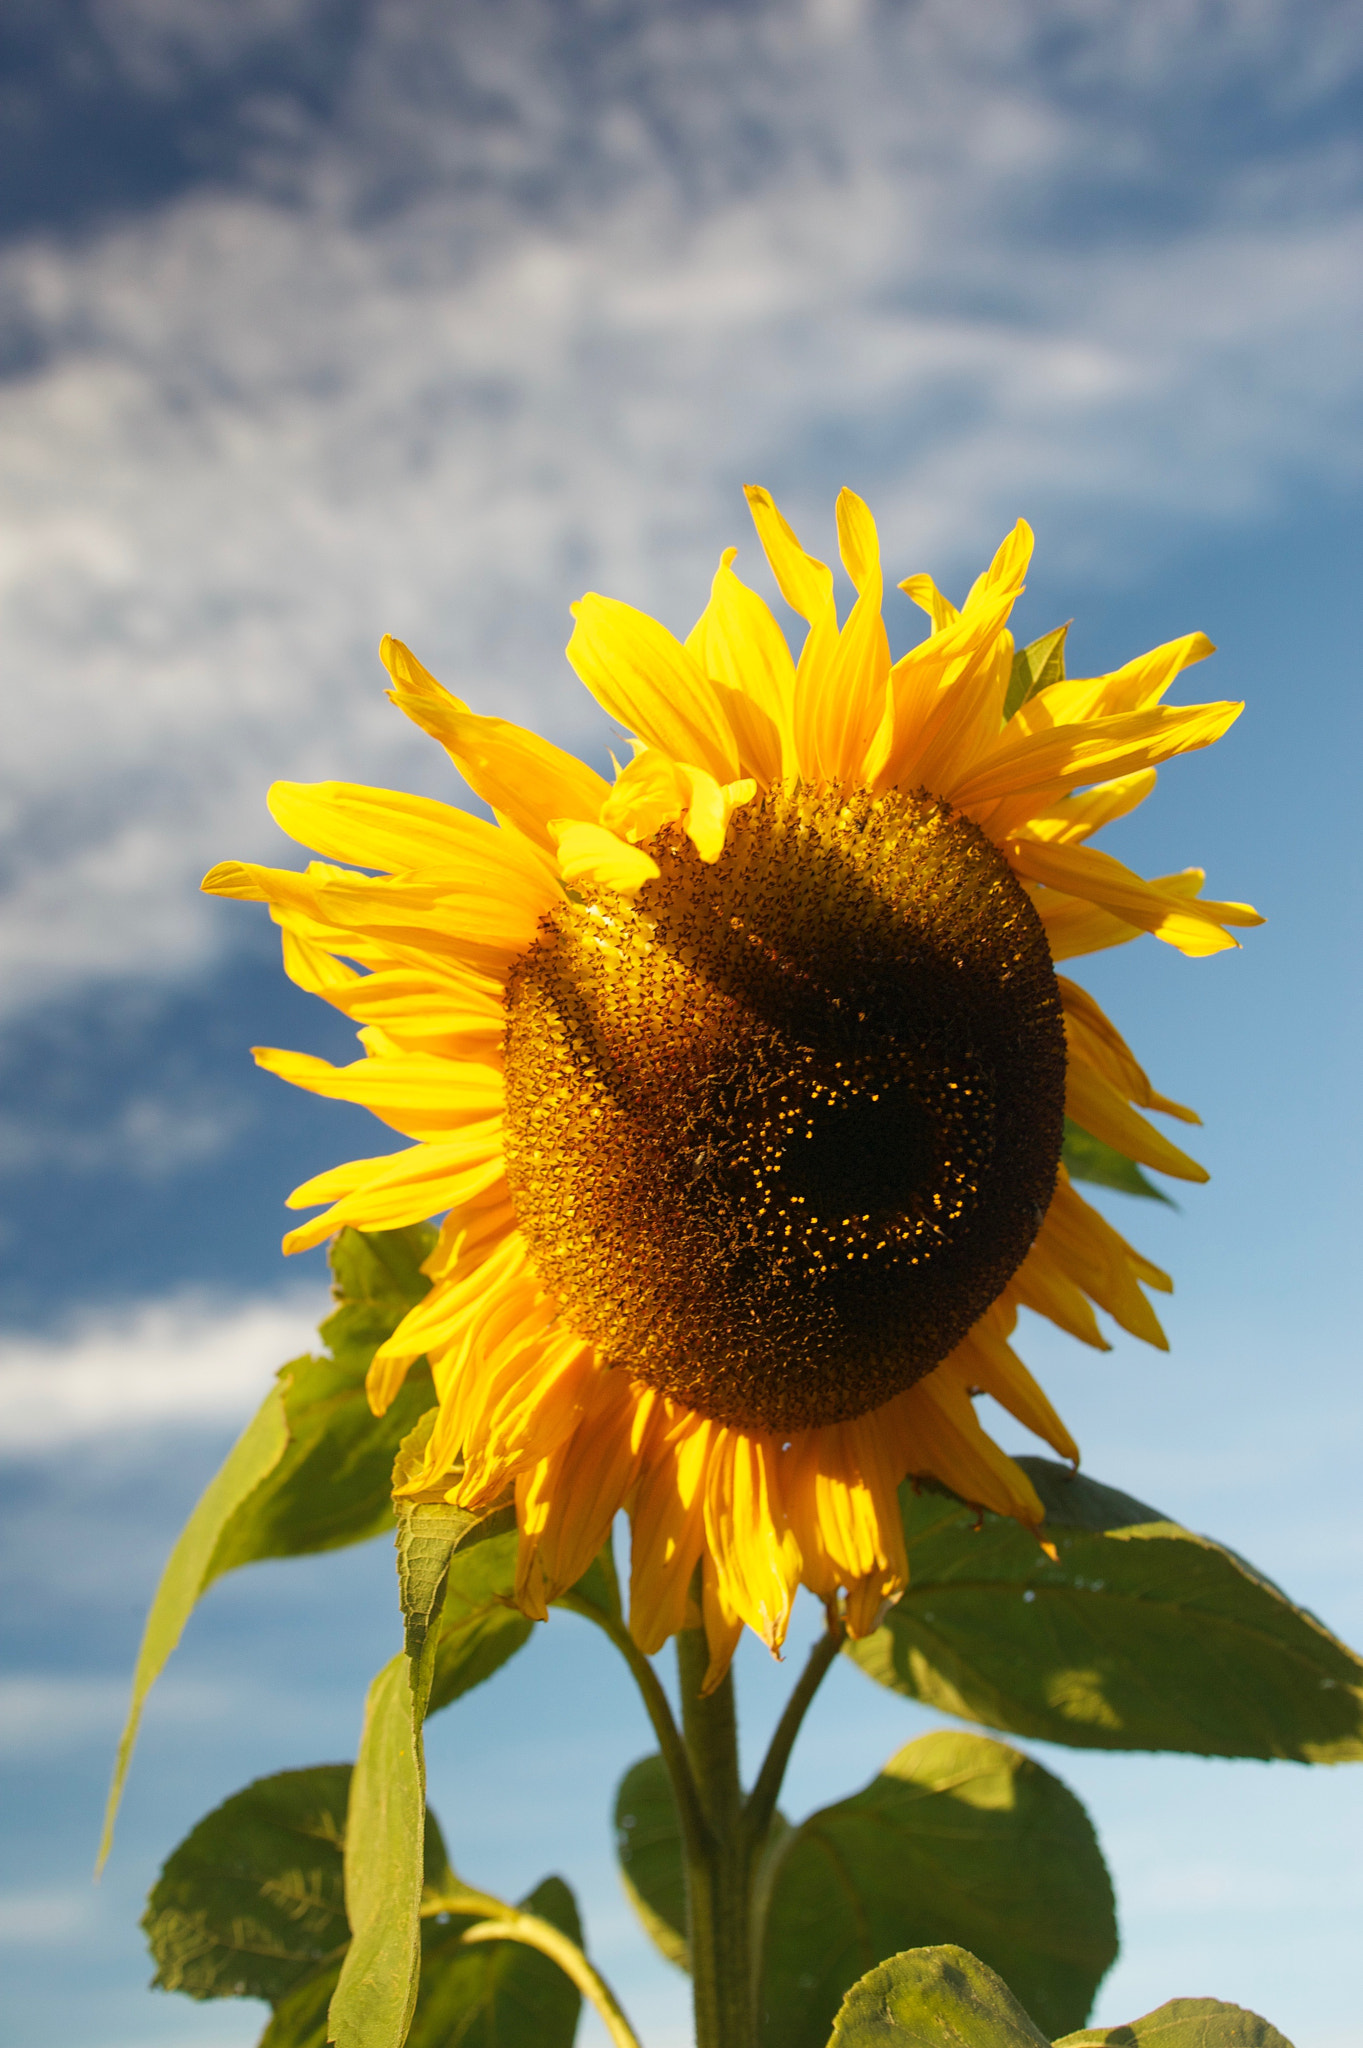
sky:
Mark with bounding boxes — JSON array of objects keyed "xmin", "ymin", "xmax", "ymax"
[{"xmin": 1, "ymin": 2, "xmax": 1361, "ymax": 2044}]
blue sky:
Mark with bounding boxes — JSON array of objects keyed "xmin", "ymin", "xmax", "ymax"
[{"xmin": 1, "ymin": 4, "xmax": 1361, "ymax": 2045}]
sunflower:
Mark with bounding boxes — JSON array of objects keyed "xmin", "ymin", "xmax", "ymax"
[{"xmin": 204, "ymin": 488, "xmax": 1260, "ymax": 1688}]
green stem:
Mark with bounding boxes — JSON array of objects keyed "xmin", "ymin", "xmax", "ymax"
[
  {"xmin": 456, "ymin": 1911, "xmax": 643, "ymax": 2048},
  {"xmin": 677, "ymin": 1627, "xmax": 754, "ymax": 2048}
]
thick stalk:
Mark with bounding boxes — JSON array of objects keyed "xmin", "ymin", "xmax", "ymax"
[{"xmin": 677, "ymin": 1627, "xmax": 754, "ymax": 2048}]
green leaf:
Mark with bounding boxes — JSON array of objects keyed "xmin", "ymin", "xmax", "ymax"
[
  {"xmin": 99, "ymin": 1384, "xmax": 291, "ymax": 1871},
  {"xmin": 613, "ymin": 1755, "xmax": 690, "ymax": 1971},
  {"xmin": 259, "ymin": 1962, "xmax": 341, "ymax": 2048},
  {"xmin": 143, "ymin": 1766, "xmax": 352, "ymax": 2003},
  {"xmin": 208, "ymin": 1224, "xmax": 440, "ymax": 1576},
  {"xmin": 848, "ymin": 1460, "xmax": 1363, "ymax": 1760},
  {"xmin": 1003, "ymin": 624, "xmax": 1068, "ymax": 722},
  {"xmin": 1062, "ymin": 1120, "xmax": 1174, "ymax": 1205},
  {"xmin": 1056, "ymin": 1998, "xmax": 1294, "ymax": 2047},
  {"xmin": 329, "ymin": 1424, "xmax": 517, "ymax": 2048},
  {"xmin": 829, "ymin": 1944, "xmax": 1049, "ymax": 2046},
  {"xmin": 426, "ymin": 1528, "xmax": 531, "ymax": 1717},
  {"xmin": 257, "ymin": 1883, "xmax": 583, "ymax": 2048},
  {"xmin": 761, "ymin": 1732, "xmax": 1114, "ymax": 2048},
  {"xmin": 410, "ymin": 1876, "xmax": 583, "ymax": 2048},
  {"xmin": 141, "ymin": 1764, "xmax": 450, "ymax": 2012},
  {"xmin": 101, "ymin": 1225, "xmax": 437, "ymax": 1872},
  {"xmin": 328, "ymin": 1654, "xmax": 429, "ymax": 2048}
]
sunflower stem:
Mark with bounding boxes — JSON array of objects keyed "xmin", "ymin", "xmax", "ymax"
[{"xmin": 677, "ymin": 1627, "xmax": 755, "ymax": 2048}]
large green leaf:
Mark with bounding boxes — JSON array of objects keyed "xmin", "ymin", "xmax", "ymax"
[
  {"xmin": 101, "ymin": 1225, "xmax": 437, "ymax": 1871},
  {"xmin": 208, "ymin": 1225, "xmax": 439, "ymax": 1575},
  {"xmin": 410, "ymin": 1875, "xmax": 583, "ymax": 2048},
  {"xmin": 613, "ymin": 1755, "xmax": 690, "ymax": 1970},
  {"xmin": 1056, "ymin": 1999, "xmax": 1294, "ymax": 2048},
  {"xmin": 143, "ymin": 1766, "xmax": 353, "ymax": 2003},
  {"xmin": 761, "ymin": 1731, "xmax": 1115, "ymax": 2048},
  {"xmin": 99, "ymin": 1384, "xmax": 291, "ymax": 1871},
  {"xmin": 329, "ymin": 1429, "xmax": 522, "ymax": 2048},
  {"xmin": 1061, "ymin": 1119, "xmax": 1173, "ymax": 1204},
  {"xmin": 258, "ymin": 1879, "xmax": 583, "ymax": 2048},
  {"xmin": 328, "ymin": 1652, "xmax": 428, "ymax": 2048},
  {"xmin": 848, "ymin": 1460, "xmax": 1363, "ymax": 1760},
  {"xmin": 142, "ymin": 1765, "xmax": 447, "ymax": 2007},
  {"xmin": 427, "ymin": 1527, "xmax": 532, "ymax": 1715},
  {"xmin": 829, "ymin": 1944, "xmax": 1050, "ymax": 2047}
]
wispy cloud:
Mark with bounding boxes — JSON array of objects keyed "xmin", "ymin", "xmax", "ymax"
[
  {"xmin": 2, "ymin": 0, "xmax": 1361, "ymax": 1019},
  {"xmin": 0, "ymin": 1290, "xmax": 326, "ymax": 1450}
]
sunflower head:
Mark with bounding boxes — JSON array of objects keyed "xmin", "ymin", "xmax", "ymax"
[
  {"xmin": 205, "ymin": 484, "xmax": 1260, "ymax": 1677},
  {"xmin": 504, "ymin": 779, "xmax": 1066, "ymax": 1432}
]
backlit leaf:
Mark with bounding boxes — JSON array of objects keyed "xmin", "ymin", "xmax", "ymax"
[
  {"xmin": 829, "ymin": 1943, "xmax": 1050, "ymax": 2047},
  {"xmin": 328, "ymin": 1654, "xmax": 428, "ymax": 2048},
  {"xmin": 410, "ymin": 1876, "xmax": 583, "ymax": 2048},
  {"xmin": 1003, "ymin": 624, "xmax": 1068, "ymax": 721},
  {"xmin": 101, "ymin": 1226, "xmax": 437, "ymax": 1870},
  {"xmin": 761, "ymin": 1732, "xmax": 1114, "ymax": 2047},
  {"xmin": 100, "ymin": 1385, "xmax": 290, "ymax": 1871},
  {"xmin": 1062, "ymin": 1119, "xmax": 1174, "ymax": 1204},
  {"xmin": 426, "ymin": 1528, "xmax": 531, "ymax": 1716},
  {"xmin": 208, "ymin": 1225, "xmax": 439, "ymax": 1576},
  {"xmin": 613, "ymin": 1755, "xmax": 690, "ymax": 1970},
  {"xmin": 849, "ymin": 1461, "xmax": 1363, "ymax": 1759},
  {"xmin": 1056, "ymin": 1998, "xmax": 1294, "ymax": 2047},
  {"xmin": 143, "ymin": 1766, "xmax": 353, "ymax": 2004}
]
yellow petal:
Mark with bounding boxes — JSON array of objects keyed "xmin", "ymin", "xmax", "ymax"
[
  {"xmin": 567, "ymin": 594, "xmax": 740, "ymax": 783},
  {"xmin": 549, "ymin": 819, "xmax": 662, "ymax": 894},
  {"xmin": 312, "ymin": 868, "xmax": 552, "ymax": 976},
  {"xmin": 597, "ymin": 751, "xmax": 755, "ymax": 865},
  {"xmin": 1024, "ymin": 770, "xmax": 1158, "ymax": 846},
  {"xmin": 1035, "ymin": 867, "xmax": 1206, "ymax": 962},
  {"xmin": 799, "ymin": 489, "xmax": 891, "ymax": 781},
  {"xmin": 381, "ymin": 635, "xmax": 610, "ymax": 851},
  {"xmin": 627, "ymin": 1411, "xmax": 713, "ymax": 1657},
  {"xmin": 1060, "ymin": 978, "xmax": 1200, "ymax": 1123},
  {"xmin": 1066, "ymin": 1058, "xmax": 1207, "ymax": 1183},
  {"xmin": 1014, "ymin": 838, "xmax": 1262, "ymax": 958},
  {"xmin": 702, "ymin": 1430, "xmax": 801, "ymax": 1654},
  {"xmin": 699, "ymin": 1551, "xmax": 746, "ymax": 1695},
  {"xmin": 252, "ymin": 1046, "xmax": 504, "ymax": 1141},
  {"xmin": 280, "ymin": 1140, "xmax": 506, "ymax": 1253},
  {"xmin": 1016, "ymin": 633, "xmax": 1214, "ymax": 729},
  {"xmin": 514, "ymin": 1373, "xmax": 645, "ymax": 1608},
  {"xmin": 945, "ymin": 1317, "xmax": 1079, "ymax": 1465},
  {"xmin": 899, "ymin": 572, "xmax": 959, "ymax": 631},
  {"xmin": 1008, "ymin": 1234, "xmax": 1111, "ymax": 1350},
  {"xmin": 952, "ymin": 698, "xmax": 1244, "ymax": 824},
  {"xmin": 268, "ymin": 781, "xmax": 558, "ymax": 894},
  {"xmin": 962, "ymin": 519, "xmax": 1035, "ymax": 611},
  {"xmin": 1040, "ymin": 1177, "xmax": 1170, "ymax": 1349},
  {"xmin": 864, "ymin": 585, "xmax": 1019, "ymax": 795},
  {"xmin": 742, "ymin": 487, "xmax": 840, "ymax": 753},
  {"xmin": 883, "ymin": 1373, "xmax": 1044, "ymax": 1526},
  {"xmin": 684, "ymin": 548, "xmax": 796, "ymax": 785}
]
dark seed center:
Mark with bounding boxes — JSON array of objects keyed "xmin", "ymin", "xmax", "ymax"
[{"xmin": 502, "ymin": 781, "xmax": 1066, "ymax": 1432}]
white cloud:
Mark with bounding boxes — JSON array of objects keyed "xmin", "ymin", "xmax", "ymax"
[
  {"xmin": 2, "ymin": 0, "xmax": 1362, "ymax": 1019},
  {"xmin": 0, "ymin": 1676, "xmax": 133, "ymax": 1759},
  {"xmin": 0, "ymin": 1886, "xmax": 95, "ymax": 1943},
  {"xmin": 0, "ymin": 1290, "xmax": 327, "ymax": 1451}
]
